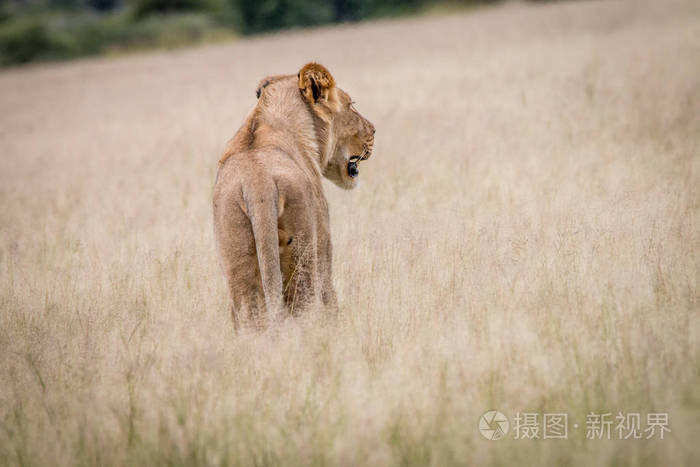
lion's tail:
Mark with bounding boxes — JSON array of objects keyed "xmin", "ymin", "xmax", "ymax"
[{"xmin": 245, "ymin": 182, "xmax": 284, "ymax": 321}]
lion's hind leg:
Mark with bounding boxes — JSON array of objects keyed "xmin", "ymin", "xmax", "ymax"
[
  {"xmin": 230, "ymin": 283, "xmax": 267, "ymax": 331},
  {"xmin": 214, "ymin": 194, "xmax": 267, "ymax": 330}
]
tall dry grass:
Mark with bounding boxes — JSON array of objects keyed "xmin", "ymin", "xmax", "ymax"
[{"xmin": 1, "ymin": 0, "xmax": 699, "ymax": 465}]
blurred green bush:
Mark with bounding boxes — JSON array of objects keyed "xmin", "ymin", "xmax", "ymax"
[
  {"xmin": 0, "ymin": 0, "xmax": 500, "ymax": 66},
  {"xmin": 0, "ymin": 19, "xmax": 64, "ymax": 65}
]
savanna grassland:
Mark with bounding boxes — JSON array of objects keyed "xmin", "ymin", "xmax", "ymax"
[{"xmin": 1, "ymin": 0, "xmax": 699, "ymax": 465}]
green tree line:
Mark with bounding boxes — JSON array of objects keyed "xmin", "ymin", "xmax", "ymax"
[{"xmin": 0, "ymin": 0, "xmax": 502, "ymax": 65}]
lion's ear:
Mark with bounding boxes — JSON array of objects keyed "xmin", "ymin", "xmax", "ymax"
[
  {"xmin": 298, "ymin": 63, "xmax": 335, "ymax": 105},
  {"xmin": 255, "ymin": 78, "xmax": 269, "ymax": 99}
]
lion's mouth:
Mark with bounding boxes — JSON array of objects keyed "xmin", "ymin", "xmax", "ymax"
[
  {"xmin": 347, "ymin": 144, "xmax": 371, "ymax": 178},
  {"xmin": 347, "ymin": 157, "xmax": 360, "ymax": 178}
]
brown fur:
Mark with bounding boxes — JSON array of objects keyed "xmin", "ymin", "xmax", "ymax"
[{"xmin": 213, "ymin": 63, "xmax": 375, "ymax": 329}]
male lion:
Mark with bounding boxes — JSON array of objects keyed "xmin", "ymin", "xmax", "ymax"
[{"xmin": 213, "ymin": 63, "xmax": 375, "ymax": 329}]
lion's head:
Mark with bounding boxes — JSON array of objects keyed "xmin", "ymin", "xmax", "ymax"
[
  {"xmin": 297, "ymin": 63, "xmax": 375, "ymax": 189},
  {"xmin": 255, "ymin": 63, "xmax": 375, "ymax": 190}
]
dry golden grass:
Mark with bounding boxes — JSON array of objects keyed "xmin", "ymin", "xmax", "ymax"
[{"xmin": 1, "ymin": 0, "xmax": 699, "ymax": 465}]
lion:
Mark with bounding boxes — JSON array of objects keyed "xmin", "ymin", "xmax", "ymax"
[{"xmin": 213, "ymin": 63, "xmax": 375, "ymax": 329}]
